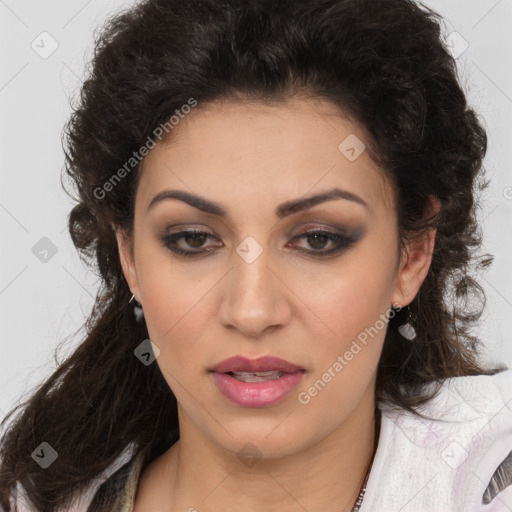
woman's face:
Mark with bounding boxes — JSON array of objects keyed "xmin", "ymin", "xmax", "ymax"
[{"xmin": 117, "ymin": 96, "xmax": 434, "ymax": 459}]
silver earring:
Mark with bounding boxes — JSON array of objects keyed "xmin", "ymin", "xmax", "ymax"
[
  {"xmin": 398, "ymin": 304, "xmax": 417, "ymax": 340},
  {"xmin": 129, "ymin": 293, "xmax": 144, "ymax": 322}
]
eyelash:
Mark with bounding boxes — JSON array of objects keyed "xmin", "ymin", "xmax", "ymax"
[{"xmin": 160, "ymin": 228, "xmax": 357, "ymax": 259}]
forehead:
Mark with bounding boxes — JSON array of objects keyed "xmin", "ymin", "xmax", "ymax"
[{"xmin": 136, "ymin": 96, "xmax": 395, "ymax": 217}]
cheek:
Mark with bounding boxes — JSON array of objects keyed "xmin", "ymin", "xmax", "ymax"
[
  {"xmin": 299, "ymin": 249, "xmax": 397, "ymax": 382},
  {"xmin": 295, "ymin": 278, "xmax": 390, "ymax": 420},
  {"xmin": 304, "ymin": 285, "xmax": 388, "ymax": 383},
  {"xmin": 135, "ymin": 239, "xmax": 210, "ymax": 332},
  {"xmin": 142, "ymin": 287, "xmax": 211, "ymax": 370},
  {"xmin": 133, "ymin": 263, "xmax": 211, "ymax": 387},
  {"xmin": 307, "ymin": 254, "xmax": 395, "ymax": 338},
  {"xmin": 141, "ymin": 278, "xmax": 210, "ymax": 399}
]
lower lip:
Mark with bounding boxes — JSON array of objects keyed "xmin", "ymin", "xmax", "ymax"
[{"xmin": 210, "ymin": 371, "xmax": 305, "ymax": 407}]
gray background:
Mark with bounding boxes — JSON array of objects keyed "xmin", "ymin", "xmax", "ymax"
[{"xmin": 1, "ymin": 0, "xmax": 511, "ymax": 422}]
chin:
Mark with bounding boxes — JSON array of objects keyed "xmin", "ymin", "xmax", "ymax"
[{"xmin": 211, "ymin": 421, "xmax": 314, "ymax": 460}]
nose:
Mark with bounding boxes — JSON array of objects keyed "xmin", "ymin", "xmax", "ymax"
[{"xmin": 218, "ymin": 247, "xmax": 291, "ymax": 339}]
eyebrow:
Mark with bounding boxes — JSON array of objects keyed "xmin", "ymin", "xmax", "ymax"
[{"xmin": 146, "ymin": 187, "xmax": 370, "ymax": 218}]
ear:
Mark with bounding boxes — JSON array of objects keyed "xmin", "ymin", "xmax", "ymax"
[
  {"xmin": 391, "ymin": 196, "xmax": 440, "ymax": 308},
  {"xmin": 114, "ymin": 227, "xmax": 141, "ymax": 302}
]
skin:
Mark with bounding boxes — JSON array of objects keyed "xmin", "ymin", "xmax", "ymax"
[{"xmin": 115, "ymin": 95, "xmax": 437, "ymax": 511}]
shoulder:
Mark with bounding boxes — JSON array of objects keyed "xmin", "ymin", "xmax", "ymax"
[
  {"xmin": 0, "ymin": 449, "xmax": 141, "ymax": 512},
  {"xmin": 84, "ymin": 449, "xmax": 145, "ymax": 511},
  {"xmin": 360, "ymin": 369, "xmax": 512, "ymax": 512},
  {"xmin": 383, "ymin": 368, "xmax": 512, "ymax": 440},
  {"xmin": 4, "ymin": 446, "xmax": 146, "ymax": 512}
]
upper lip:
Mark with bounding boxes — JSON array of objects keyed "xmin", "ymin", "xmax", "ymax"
[{"xmin": 210, "ymin": 355, "xmax": 305, "ymax": 374}]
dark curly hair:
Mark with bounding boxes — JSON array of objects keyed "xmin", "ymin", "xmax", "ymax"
[{"xmin": 0, "ymin": 0, "xmax": 503, "ymax": 509}]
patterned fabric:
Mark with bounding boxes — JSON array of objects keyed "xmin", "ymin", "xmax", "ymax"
[{"xmin": 483, "ymin": 450, "xmax": 512, "ymax": 505}]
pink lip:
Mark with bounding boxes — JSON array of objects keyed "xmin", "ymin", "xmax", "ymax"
[
  {"xmin": 209, "ymin": 355, "xmax": 306, "ymax": 407},
  {"xmin": 210, "ymin": 355, "xmax": 305, "ymax": 373}
]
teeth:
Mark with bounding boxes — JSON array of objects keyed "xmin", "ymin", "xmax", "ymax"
[{"xmin": 230, "ymin": 371, "xmax": 284, "ymax": 382}]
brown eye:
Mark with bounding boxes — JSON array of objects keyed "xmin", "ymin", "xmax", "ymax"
[
  {"xmin": 161, "ymin": 229, "xmax": 220, "ymax": 256},
  {"xmin": 289, "ymin": 228, "xmax": 359, "ymax": 257},
  {"xmin": 184, "ymin": 232, "xmax": 208, "ymax": 248},
  {"xmin": 304, "ymin": 232, "xmax": 332, "ymax": 250},
  {"xmin": 161, "ymin": 227, "xmax": 361, "ymax": 259}
]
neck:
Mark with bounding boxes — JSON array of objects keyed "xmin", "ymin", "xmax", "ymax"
[{"xmin": 136, "ymin": 385, "xmax": 380, "ymax": 512}]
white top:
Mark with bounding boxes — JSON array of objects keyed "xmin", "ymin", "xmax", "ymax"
[{"xmin": 360, "ymin": 369, "xmax": 512, "ymax": 512}]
